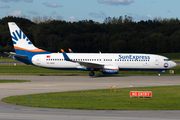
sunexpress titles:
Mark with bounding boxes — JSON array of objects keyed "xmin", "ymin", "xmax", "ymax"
[{"xmin": 119, "ymin": 55, "xmax": 150, "ymax": 60}]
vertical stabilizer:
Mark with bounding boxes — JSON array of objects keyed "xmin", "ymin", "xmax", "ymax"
[{"xmin": 8, "ymin": 22, "xmax": 50, "ymax": 55}]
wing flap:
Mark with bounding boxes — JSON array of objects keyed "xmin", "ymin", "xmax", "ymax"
[{"xmin": 75, "ymin": 61, "xmax": 103, "ymax": 68}]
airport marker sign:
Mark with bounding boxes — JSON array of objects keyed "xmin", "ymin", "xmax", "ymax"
[{"xmin": 130, "ymin": 91, "xmax": 152, "ymax": 98}]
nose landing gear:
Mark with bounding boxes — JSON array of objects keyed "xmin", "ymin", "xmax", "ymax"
[{"xmin": 158, "ymin": 73, "xmax": 161, "ymax": 76}]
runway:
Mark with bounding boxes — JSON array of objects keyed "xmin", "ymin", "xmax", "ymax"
[{"xmin": 0, "ymin": 75, "xmax": 180, "ymax": 120}]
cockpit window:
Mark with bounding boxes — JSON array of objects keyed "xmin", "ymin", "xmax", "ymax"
[{"xmin": 164, "ymin": 59, "xmax": 170, "ymax": 61}]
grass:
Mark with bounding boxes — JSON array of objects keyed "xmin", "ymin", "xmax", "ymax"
[
  {"xmin": 0, "ymin": 57, "xmax": 19, "ymax": 62},
  {"xmin": 0, "ymin": 64, "xmax": 179, "ymax": 75},
  {"xmin": 2, "ymin": 85, "xmax": 180, "ymax": 110},
  {"xmin": 0, "ymin": 64, "xmax": 90, "ymax": 75},
  {"xmin": 0, "ymin": 79, "xmax": 30, "ymax": 83}
]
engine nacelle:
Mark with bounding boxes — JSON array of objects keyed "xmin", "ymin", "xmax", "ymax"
[{"xmin": 101, "ymin": 66, "xmax": 119, "ymax": 74}]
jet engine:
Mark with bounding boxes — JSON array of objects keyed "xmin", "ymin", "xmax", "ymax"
[{"xmin": 101, "ymin": 66, "xmax": 119, "ymax": 74}]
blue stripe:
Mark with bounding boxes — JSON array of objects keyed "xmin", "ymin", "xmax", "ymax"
[{"xmin": 15, "ymin": 49, "xmax": 51, "ymax": 56}]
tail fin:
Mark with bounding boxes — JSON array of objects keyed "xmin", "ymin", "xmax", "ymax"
[{"xmin": 8, "ymin": 22, "xmax": 50, "ymax": 55}]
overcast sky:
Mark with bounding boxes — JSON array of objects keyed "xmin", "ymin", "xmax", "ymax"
[{"xmin": 0, "ymin": 0, "xmax": 180, "ymax": 23}]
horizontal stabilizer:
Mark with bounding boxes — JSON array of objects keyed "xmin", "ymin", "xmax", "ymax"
[{"xmin": 4, "ymin": 52, "xmax": 27, "ymax": 58}]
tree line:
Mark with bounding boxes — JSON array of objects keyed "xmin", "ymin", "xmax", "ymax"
[{"xmin": 0, "ymin": 16, "xmax": 180, "ymax": 55}]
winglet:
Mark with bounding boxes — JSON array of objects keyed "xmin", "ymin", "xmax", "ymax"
[
  {"xmin": 61, "ymin": 49, "xmax": 65, "ymax": 52},
  {"xmin": 68, "ymin": 48, "xmax": 73, "ymax": 53},
  {"xmin": 61, "ymin": 49, "xmax": 71, "ymax": 61}
]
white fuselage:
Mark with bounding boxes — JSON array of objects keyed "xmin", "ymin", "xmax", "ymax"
[{"xmin": 31, "ymin": 53, "xmax": 177, "ymax": 71}]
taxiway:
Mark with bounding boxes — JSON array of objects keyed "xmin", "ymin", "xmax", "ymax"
[{"xmin": 0, "ymin": 75, "xmax": 180, "ymax": 120}]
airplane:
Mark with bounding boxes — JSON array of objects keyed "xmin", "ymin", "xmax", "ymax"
[{"xmin": 6, "ymin": 22, "xmax": 177, "ymax": 76}]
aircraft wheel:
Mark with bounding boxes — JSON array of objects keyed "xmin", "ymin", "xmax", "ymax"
[
  {"xmin": 89, "ymin": 71, "xmax": 95, "ymax": 76},
  {"xmin": 158, "ymin": 73, "xmax": 161, "ymax": 76}
]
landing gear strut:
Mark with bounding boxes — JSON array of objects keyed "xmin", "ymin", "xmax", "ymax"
[
  {"xmin": 158, "ymin": 73, "xmax": 161, "ymax": 76},
  {"xmin": 158, "ymin": 72, "xmax": 161, "ymax": 77},
  {"xmin": 89, "ymin": 71, "xmax": 95, "ymax": 76}
]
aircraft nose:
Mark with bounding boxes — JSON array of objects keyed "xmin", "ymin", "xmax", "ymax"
[{"xmin": 171, "ymin": 61, "xmax": 177, "ymax": 68}]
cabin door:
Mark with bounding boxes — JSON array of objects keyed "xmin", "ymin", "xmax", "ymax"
[{"xmin": 155, "ymin": 58, "xmax": 159, "ymax": 65}]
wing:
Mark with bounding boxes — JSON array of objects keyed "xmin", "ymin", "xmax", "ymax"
[{"xmin": 61, "ymin": 49, "xmax": 103, "ymax": 69}]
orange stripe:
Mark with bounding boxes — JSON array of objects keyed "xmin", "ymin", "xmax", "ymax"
[{"xmin": 14, "ymin": 46, "xmax": 46, "ymax": 52}]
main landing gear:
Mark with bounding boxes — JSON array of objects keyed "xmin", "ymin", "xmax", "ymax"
[{"xmin": 89, "ymin": 71, "xmax": 95, "ymax": 76}]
